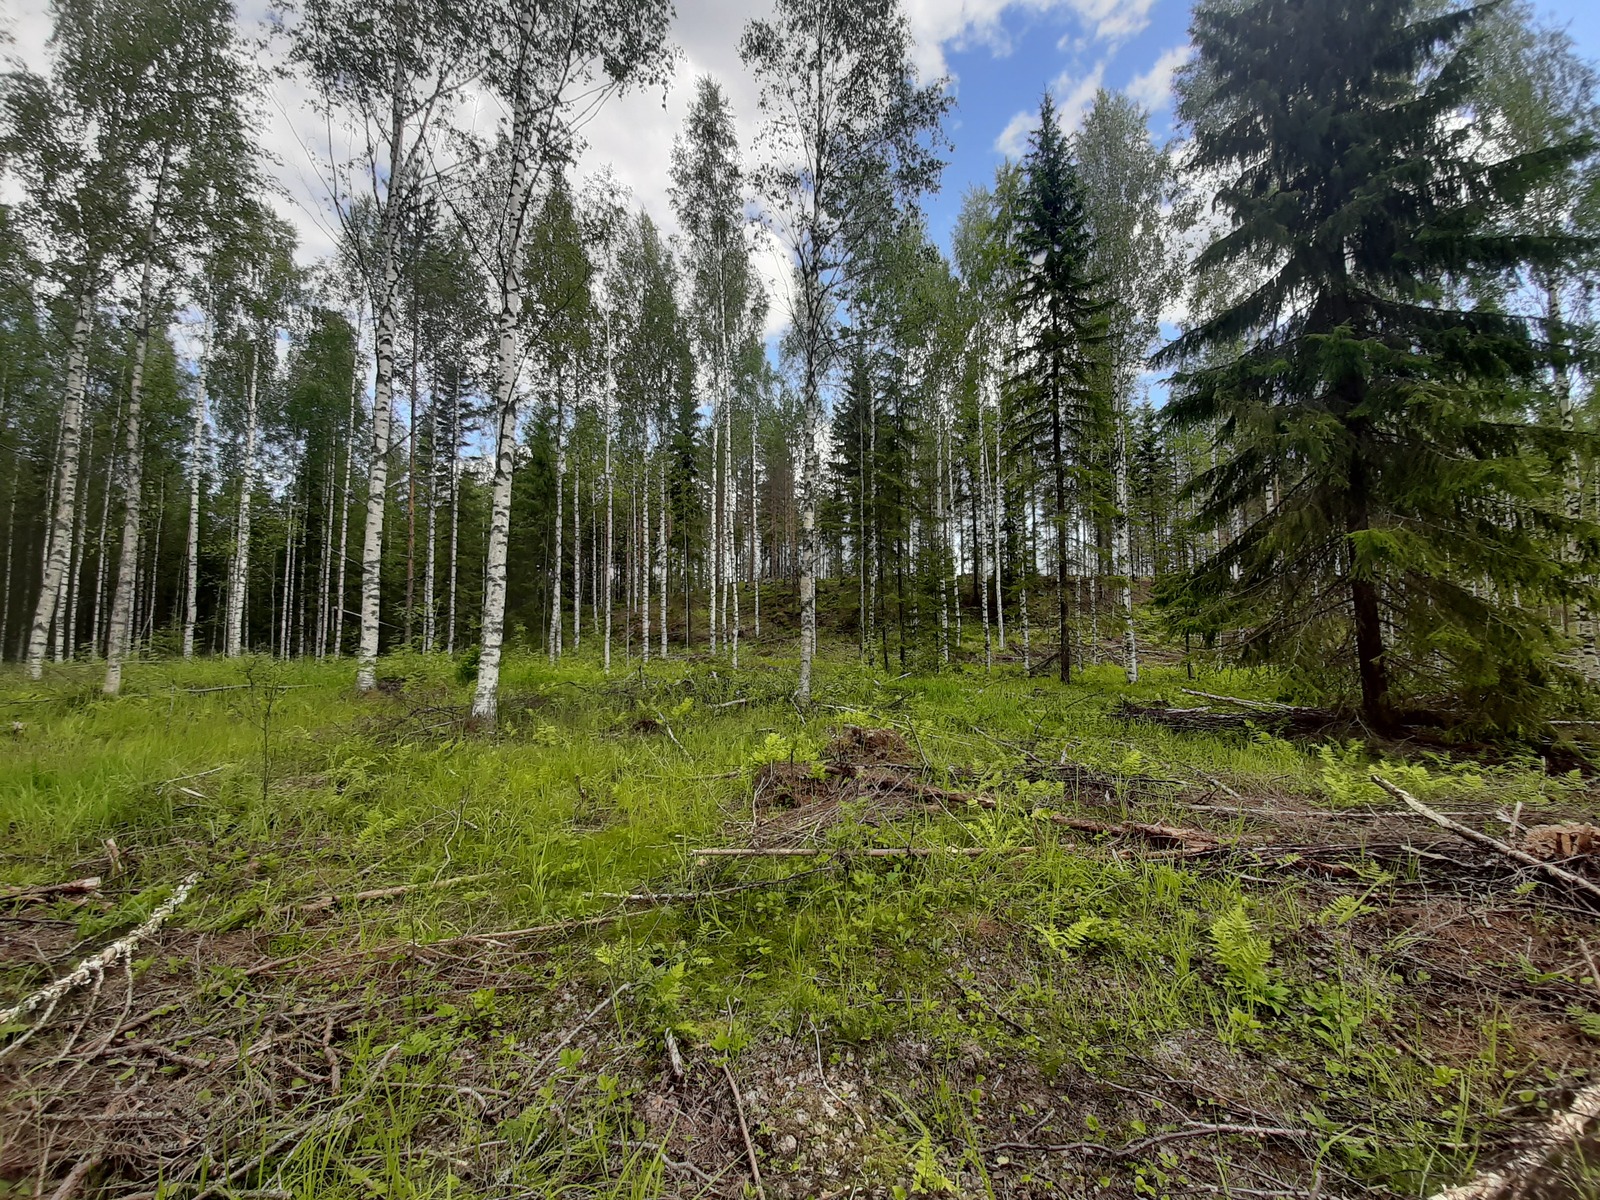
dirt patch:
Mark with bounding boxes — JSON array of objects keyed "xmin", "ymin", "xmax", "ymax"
[{"xmin": 826, "ymin": 726, "xmax": 914, "ymax": 767}]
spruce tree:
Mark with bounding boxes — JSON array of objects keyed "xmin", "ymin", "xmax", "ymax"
[
  {"xmin": 1008, "ymin": 93, "xmax": 1105, "ymax": 684},
  {"xmin": 1162, "ymin": 0, "xmax": 1599, "ymax": 730}
]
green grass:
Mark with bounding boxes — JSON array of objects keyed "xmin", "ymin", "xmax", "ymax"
[{"xmin": 2, "ymin": 645, "xmax": 1597, "ymax": 1198}]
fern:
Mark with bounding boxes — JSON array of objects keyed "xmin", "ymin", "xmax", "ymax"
[
  {"xmin": 1567, "ymin": 1007, "xmax": 1600, "ymax": 1039},
  {"xmin": 1210, "ymin": 906, "xmax": 1289, "ymax": 1013}
]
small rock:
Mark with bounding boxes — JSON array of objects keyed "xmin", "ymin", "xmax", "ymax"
[{"xmin": 777, "ymin": 1134, "xmax": 798, "ymax": 1154}]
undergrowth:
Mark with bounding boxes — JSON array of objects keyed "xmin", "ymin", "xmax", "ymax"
[{"xmin": 2, "ymin": 646, "xmax": 1597, "ymax": 1198}]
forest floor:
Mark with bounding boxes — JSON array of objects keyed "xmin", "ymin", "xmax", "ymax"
[{"xmin": 4, "ymin": 645, "xmax": 1600, "ymax": 1199}]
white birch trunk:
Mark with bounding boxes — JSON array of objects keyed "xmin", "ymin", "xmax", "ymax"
[
  {"xmin": 796, "ymin": 378, "xmax": 819, "ymax": 703},
  {"xmin": 936, "ymin": 413, "xmax": 949, "ymax": 666},
  {"xmin": 446, "ymin": 447, "xmax": 458, "ymax": 656},
  {"xmin": 572, "ymin": 444, "xmax": 581, "ymax": 651},
  {"xmin": 709, "ymin": 410, "xmax": 720, "ymax": 654},
  {"xmin": 469, "ymin": 27, "xmax": 542, "ymax": 721},
  {"xmin": 63, "ymin": 419, "xmax": 92, "ymax": 661},
  {"xmin": 225, "ymin": 343, "xmax": 259, "ymax": 658},
  {"xmin": 182, "ymin": 323, "xmax": 210, "ymax": 659},
  {"xmin": 317, "ymin": 450, "xmax": 334, "ymax": 656},
  {"xmin": 750, "ymin": 416, "xmax": 760, "ymax": 642},
  {"xmin": 641, "ymin": 450, "xmax": 651, "ymax": 663},
  {"xmin": 91, "ymin": 393, "xmax": 120, "ymax": 658},
  {"xmin": 26, "ymin": 292, "xmax": 93, "ymax": 678},
  {"xmin": 603, "ymin": 342, "xmax": 615, "ymax": 673},
  {"xmin": 356, "ymin": 237, "xmax": 400, "ymax": 690},
  {"xmin": 1112, "ymin": 402, "xmax": 1137, "ymax": 683},
  {"xmin": 103, "ymin": 261, "xmax": 158, "ymax": 693},
  {"xmin": 726, "ymin": 393, "xmax": 737, "ymax": 668},
  {"xmin": 423, "ymin": 389, "xmax": 438, "ymax": 653},
  {"xmin": 658, "ymin": 456, "xmax": 667, "ymax": 658},
  {"xmin": 551, "ymin": 383, "xmax": 564, "ymax": 664},
  {"xmin": 991, "ymin": 396, "xmax": 1004, "ymax": 654}
]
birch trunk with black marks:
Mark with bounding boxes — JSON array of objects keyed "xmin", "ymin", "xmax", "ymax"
[
  {"xmin": 26, "ymin": 291, "xmax": 93, "ymax": 678},
  {"xmin": 1112, "ymin": 400, "xmax": 1137, "ymax": 682},
  {"xmin": 182, "ymin": 320, "xmax": 210, "ymax": 659},
  {"xmin": 470, "ymin": 16, "xmax": 541, "ymax": 722},
  {"xmin": 423, "ymin": 387, "xmax": 438, "ymax": 653},
  {"xmin": 63, "ymin": 419, "xmax": 92, "ymax": 660},
  {"xmin": 550, "ymin": 381, "xmax": 565, "ymax": 664},
  {"xmin": 333, "ymin": 359, "xmax": 358, "ymax": 658},
  {"xmin": 225, "ymin": 342, "xmax": 259, "ymax": 658},
  {"xmin": 104, "ymin": 243, "xmax": 163, "ymax": 695},
  {"xmin": 356, "ymin": 228, "xmax": 400, "ymax": 690}
]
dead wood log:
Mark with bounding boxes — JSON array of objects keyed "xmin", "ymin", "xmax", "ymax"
[
  {"xmin": 293, "ymin": 871, "xmax": 494, "ymax": 914},
  {"xmin": 1372, "ymin": 776, "xmax": 1600, "ymax": 906},
  {"xmin": 1027, "ymin": 651, "xmax": 1060, "ymax": 677}
]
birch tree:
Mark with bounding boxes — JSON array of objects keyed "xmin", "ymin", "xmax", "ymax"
[
  {"xmin": 1075, "ymin": 89, "xmax": 1183, "ymax": 685},
  {"xmin": 289, "ymin": 0, "xmax": 479, "ymax": 691},
  {"xmin": 467, "ymin": 0, "xmax": 673, "ymax": 723},
  {"xmin": 740, "ymin": 0, "xmax": 948, "ymax": 702},
  {"xmin": 102, "ymin": 0, "xmax": 256, "ymax": 693},
  {"xmin": 670, "ymin": 75, "xmax": 765, "ymax": 669},
  {"xmin": 4, "ymin": 0, "xmax": 157, "ymax": 677}
]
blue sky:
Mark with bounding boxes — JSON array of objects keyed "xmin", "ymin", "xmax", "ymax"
[{"xmin": 916, "ymin": 0, "xmax": 1600, "ymax": 254}]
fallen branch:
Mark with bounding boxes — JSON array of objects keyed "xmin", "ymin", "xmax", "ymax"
[
  {"xmin": 1179, "ymin": 688, "xmax": 1316, "ymax": 714},
  {"xmin": 991, "ymin": 1122, "xmax": 1302, "ymax": 1161},
  {"xmin": 1, "ymin": 873, "xmax": 200, "ymax": 1036},
  {"xmin": 723, "ymin": 1062, "xmax": 767, "ymax": 1200},
  {"xmin": 528, "ymin": 986, "xmax": 630, "ymax": 1078},
  {"xmin": 849, "ymin": 765, "xmax": 995, "ymax": 808},
  {"xmin": 664, "ymin": 1028, "xmax": 685, "ymax": 1082},
  {"xmin": 428, "ymin": 912, "xmax": 624, "ymax": 949},
  {"xmin": 1027, "ymin": 651, "xmax": 1060, "ymax": 678},
  {"xmin": 1, "ymin": 877, "xmax": 101, "ymax": 904},
  {"xmin": 293, "ymin": 872, "xmax": 495, "ymax": 914},
  {"xmin": 1371, "ymin": 776, "xmax": 1600, "ymax": 906}
]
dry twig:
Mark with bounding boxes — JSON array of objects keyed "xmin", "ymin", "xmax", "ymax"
[
  {"xmin": 1371, "ymin": 777, "xmax": 1600, "ymax": 906},
  {"xmin": 723, "ymin": 1061, "xmax": 767, "ymax": 1200}
]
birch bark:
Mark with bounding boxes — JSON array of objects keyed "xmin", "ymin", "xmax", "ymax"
[
  {"xmin": 25, "ymin": 292, "xmax": 93, "ymax": 679},
  {"xmin": 355, "ymin": 229, "xmax": 400, "ymax": 690},
  {"xmin": 224, "ymin": 342, "xmax": 259, "ymax": 657},
  {"xmin": 182, "ymin": 319, "xmax": 210, "ymax": 658},
  {"xmin": 104, "ymin": 245, "xmax": 163, "ymax": 694}
]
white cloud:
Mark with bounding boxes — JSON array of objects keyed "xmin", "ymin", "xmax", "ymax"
[
  {"xmin": 1063, "ymin": 0, "xmax": 1158, "ymax": 47},
  {"xmin": 1051, "ymin": 58, "xmax": 1108, "ymax": 133},
  {"xmin": 994, "ymin": 110, "xmax": 1039, "ymax": 158},
  {"xmin": 1126, "ymin": 44, "xmax": 1189, "ymax": 114},
  {"xmin": 993, "ymin": 57, "xmax": 1106, "ymax": 157}
]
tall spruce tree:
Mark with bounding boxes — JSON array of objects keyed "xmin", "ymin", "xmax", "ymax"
[
  {"xmin": 1163, "ymin": 0, "xmax": 1599, "ymax": 730},
  {"xmin": 1008, "ymin": 93, "xmax": 1105, "ymax": 684}
]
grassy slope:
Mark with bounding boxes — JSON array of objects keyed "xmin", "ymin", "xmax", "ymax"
[{"xmin": 2, "ymin": 644, "xmax": 1598, "ymax": 1199}]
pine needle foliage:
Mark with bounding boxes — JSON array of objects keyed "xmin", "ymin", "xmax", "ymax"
[{"xmin": 1159, "ymin": 0, "xmax": 1600, "ymax": 731}]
